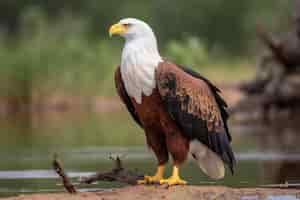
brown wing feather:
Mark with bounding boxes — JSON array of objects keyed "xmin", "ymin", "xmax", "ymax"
[
  {"xmin": 179, "ymin": 65, "xmax": 231, "ymax": 141},
  {"xmin": 156, "ymin": 62, "xmax": 223, "ymax": 131},
  {"xmin": 156, "ymin": 61, "xmax": 235, "ymax": 173},
  {"xmin": 115, "ymin": 66, "xmax": 143, "ymax": 127}
]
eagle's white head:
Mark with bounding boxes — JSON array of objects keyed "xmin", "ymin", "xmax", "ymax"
[
  {"xmin": 109, "ymin": 18, "xmax": 155, "ymax": 41},
  {"xmin": 109, "ymin": 18, "xmax": 162, "ymax": 104}
]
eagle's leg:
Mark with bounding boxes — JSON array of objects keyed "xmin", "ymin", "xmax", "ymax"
[
  {"xmin": 159, "ymin": 114, "xmax": 189, "ymax": 186},
  {"xmin": 159, "ymin": 165, "xmax": 187, "ymax": 185},
  {"xmin": 137, "ymin": 164, "xmax": 166, "ymax": 184},
  {"xmin": 138, "ymin": 130, "xmax": 168, "ymax": 184}
]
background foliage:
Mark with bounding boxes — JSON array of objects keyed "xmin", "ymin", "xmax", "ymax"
[{"xmin": 0, "ymin": 0, "xmax": 295, "ymax": 98}]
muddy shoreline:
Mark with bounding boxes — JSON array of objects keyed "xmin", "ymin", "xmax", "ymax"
[{"xmin": 2, "ymin": 185, "xmax": 300, "ymax": 200}]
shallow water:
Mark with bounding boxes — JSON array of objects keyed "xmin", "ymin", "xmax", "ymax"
[
  {"xmin": 242, "ymin": 195, "xmax": 300, "ymax": 200},
  {"xmin": 0, "ymin": 111, "xmax": 300, "ymax": 197}
]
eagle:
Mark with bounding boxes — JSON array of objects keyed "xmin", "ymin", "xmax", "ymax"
[{"xmin": 109, "ymin": 18, "xmax": 236, "ymax": 186}]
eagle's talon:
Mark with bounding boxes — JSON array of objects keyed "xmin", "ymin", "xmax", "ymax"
[
  {"xmin": 137, "ymin": 174, "xmax": 163, "ymax": 184},
  {"xmin": 137, "ymin": 165, "xmax": 165, "ymax": 184},
  {"xmin": 159, "ymin": 165, "xmax": 187, "ymax": 186},
  {"xmin": 159, "ymin": 177, "xmax": 187, "ymax": 186},
  {"xmin": 137, "ymin": 179, "xmax": 148, "ymax": 184}
]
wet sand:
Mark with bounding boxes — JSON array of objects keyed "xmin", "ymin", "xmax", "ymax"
[{"xmin": 2, "ymin": 185, "xmax": 300, "ymax": 200}]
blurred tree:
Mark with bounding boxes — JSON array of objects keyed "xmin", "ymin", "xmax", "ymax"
[{"xmin": 0, "ymin": 0, "xmax": 294, "ymax": 54}]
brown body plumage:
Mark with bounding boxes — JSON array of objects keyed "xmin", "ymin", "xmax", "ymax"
[
  {"xmin": 115, "ymin": 61, "xmax": 235, "ymax": 179},
  {"xmin": 116, "ymin": 66, "xmax": 189, "ymax": 166}
]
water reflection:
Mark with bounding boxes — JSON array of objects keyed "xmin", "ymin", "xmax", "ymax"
[
  {"xmin": 251, "ymin": 117, "xmax": 300, "ymax": 185},
  {"xmin": 241, "ymin": 195, "xmax": 300, "ymax": 200},
  {"xmin": 233, "ymin": 113, "xmax": 300, "ymax": 187}
]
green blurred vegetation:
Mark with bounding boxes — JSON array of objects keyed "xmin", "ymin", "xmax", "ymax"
[
  {"xmin": 0, "ymin": 0, "xmax": 293, "ymax": 52},
  {"xmin": 0, "ymin": 1, "xmax": 295, "ymax": 100}
]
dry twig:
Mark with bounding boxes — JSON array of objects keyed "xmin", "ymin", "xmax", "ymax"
[
  {"xmin": 79, "ymin": 154, "xmax": 143, "ymax": 185},
  {"xmin": 52, "ymin": 153, "xmax": 77, "ymax": 194}
]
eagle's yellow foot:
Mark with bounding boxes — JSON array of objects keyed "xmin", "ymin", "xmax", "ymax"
[
  {"xmin": 137, "ymin": 175, "xmax": 163, "ymax": 184},
  {"xmin": 159, "ymin": 165, "xmax": 187, "ymax": 186},
  {"xmin": 159, "ymin": 177, "xmax": 187, "ymax": 185},
  {"xmin": 137, "ymin": 165, "xmax": 165, "ymax": 184}
]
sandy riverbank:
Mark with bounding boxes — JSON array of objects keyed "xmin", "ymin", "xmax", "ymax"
[{"xmin": 3, "ymin": 185, "xmax": 300, "ymax": 200}]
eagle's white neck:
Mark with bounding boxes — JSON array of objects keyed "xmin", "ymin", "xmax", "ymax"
[{"xmin": 121, "ymin": 36, "xmax": 162, "ymax": 104}]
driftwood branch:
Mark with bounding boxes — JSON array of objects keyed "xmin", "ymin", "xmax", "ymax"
[
  {"xmin": 256, "ymin": 24, "xmax": 287, "ymax": 67},
  {"xmin": 52, "ymin": 154, "xmax": 77, "ymax": 194},
  {"xmin": 233, "ymin": 74, "xmax": 300, "ymax": 122},
  {"xmin": 79, "ymin": 155, "xmax": 144, "ymax": 185},
  {"xmin": 52, "ymin": 154, "xmax": 144, "ymax": 194}
]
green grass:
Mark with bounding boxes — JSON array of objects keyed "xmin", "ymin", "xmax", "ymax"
[{"xmin": 0, "ymin": 10, "xmax": 255, "ymax": 99}]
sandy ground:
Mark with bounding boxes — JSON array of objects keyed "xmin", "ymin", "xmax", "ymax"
[{"xmin": 3, "ymin": 185, "xmax": 300, "ymax": 200}]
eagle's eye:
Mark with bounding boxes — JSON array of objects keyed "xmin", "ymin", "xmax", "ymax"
[{"xmin": 123, "ymin": 23, "xmax": 131, "ymax": 28}]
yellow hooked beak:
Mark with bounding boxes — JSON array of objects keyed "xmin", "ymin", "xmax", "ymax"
[{"xmin": 109, "ymin": 23, "xmax": 128, "ymax": 37}]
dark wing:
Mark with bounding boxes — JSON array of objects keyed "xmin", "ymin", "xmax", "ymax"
[
  {"xmin": 156, "ymin": 61, "xmax": 235, "ymax": 173},
  {"xmin": 179, "ymin": 65, "xmax": 231, "ymax": 142},
  {"xmin": 115, "ymin": 66, "xmax": 143, "ymax": 128}
]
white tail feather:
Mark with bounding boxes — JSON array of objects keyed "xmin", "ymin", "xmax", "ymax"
[{"xmin": 189, "ymin": 140, "xmax": 225, "ymax": 180}]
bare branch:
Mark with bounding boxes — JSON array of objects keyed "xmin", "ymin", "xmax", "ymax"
[{"xmin": 52, "ymin": 154, "xmax": 77, "ymax": 194}]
